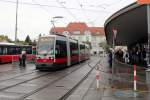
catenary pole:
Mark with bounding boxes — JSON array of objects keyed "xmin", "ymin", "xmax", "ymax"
[{"xmin": 15, "ymin": 0, "xmax": 18, "ymax": 43}]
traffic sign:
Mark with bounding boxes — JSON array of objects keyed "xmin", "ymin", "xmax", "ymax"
[
  {"xmin": 137, "ymin": 0, "xmax": 150, "ymax": 4},
  {"xmin": 112, "ymin": 28, "xmax": 117, "ymax": 39}
]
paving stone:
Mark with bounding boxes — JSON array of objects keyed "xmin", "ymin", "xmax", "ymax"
[
  {"xmin": 0, "ymin": 79, "xmax": 24, "ymax": 86},
  {"xmin": 4, "ymin": 84, "xmax": 40, "ymax": 94},
  {"xmin": 0, "ymin": 91, "xmax": 25, "ymax": 100}
]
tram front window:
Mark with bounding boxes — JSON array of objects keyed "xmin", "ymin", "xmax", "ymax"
[{"xmin": 37, "ymin": 37, "xmax": 55, "ymax": 57}]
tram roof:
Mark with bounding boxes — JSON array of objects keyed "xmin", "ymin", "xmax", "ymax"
[
  {"xmin": 104, "ymin": 2, "xmax": 147, "ymax": 46},
  {"xmin": 0, "ymin": 42, "xmax": 15, "ymax": 46}
]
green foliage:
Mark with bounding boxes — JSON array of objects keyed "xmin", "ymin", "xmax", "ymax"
[
  {"xmin": 32, "ymin": 40, "xmax": 37, "ymax": 46},
  {"xmin": 99, "ymin": 41, "xmax": 110, "ymax": 52},
  {"xmin": 25, "ymin": 35, "xmax": 32, "ymax": 45},
  {"xmin": 0, "ymin": 34, "xmax": 37, "ymax": 46},
  {"xmin": 0, "ymin": 35, "xmax": 12, "ymax": 42}
]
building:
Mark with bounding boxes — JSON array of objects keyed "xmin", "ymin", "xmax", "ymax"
[
  {"xmin": 104, "ymin": 2, "xmax": 150, "ymax": 66},
  {"xmin": 50, "ymin": 22, "xmax": 105, "ymax": 54}
]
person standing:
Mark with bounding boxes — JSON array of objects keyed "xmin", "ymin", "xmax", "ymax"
[
  {"xmin": 108, "ymin": 49, "xmax": 113, "ymax": 68},
  {"xmin": 19, "ymin": 54, "xmax": 22, "ymax": 66},
  {"xmin": 123, "ymin": 50, "xmax": 129, "ymax": 63},
  {"xmin": 21, "ymin": 50, "xmax": 26, "ymax": 67}
]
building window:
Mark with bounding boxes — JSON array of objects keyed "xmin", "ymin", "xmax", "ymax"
[
  {"xmin": 73, "ymin": 31, "xmax": 80, "ymax": 35},
  {"xmin": 84, "ymin": 31, "xmax": 91, "ymax": 35},
  {"xmin": 63, "ymin": 31, "xmax": 69, "ymax": 36},
  {"xmin": 96, "ymin": 32, "xmax": 100, "ymax": 34}
]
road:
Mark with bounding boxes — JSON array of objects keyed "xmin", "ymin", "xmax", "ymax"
[{"xmin": 0, "ymin": 55, "xmax": 148, "ymax": 100}]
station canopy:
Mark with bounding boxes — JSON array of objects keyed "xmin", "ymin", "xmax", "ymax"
[{"xmin": 104, "ymin": 3, "xmax": 148, "ymax": 46}]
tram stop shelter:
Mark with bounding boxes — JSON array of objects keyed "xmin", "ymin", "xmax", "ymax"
[{"xmin": 104, "ymin": 2, "xmax": 150, "ymax": 65}]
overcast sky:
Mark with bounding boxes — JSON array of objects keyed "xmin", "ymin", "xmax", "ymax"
[{"xmin": 0, "ymin": 0, "xmax": 136, "ymax": 41}]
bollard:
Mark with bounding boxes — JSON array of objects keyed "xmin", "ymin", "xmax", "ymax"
[
  {"xmin": 146, "ymin": 68, "xmax": 150, "ymax": 92},
  {"xmin": 96, "ymin": 67, "xmax": 100, "ymax": 89},
  {"xmin": 134, "ymin": 64, "xmax": 137, "ymax": 97}
]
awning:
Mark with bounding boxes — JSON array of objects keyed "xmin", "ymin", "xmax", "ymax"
[{"xmin": 104, "ymin": 3, "xmax": 148, "ymax": 46}]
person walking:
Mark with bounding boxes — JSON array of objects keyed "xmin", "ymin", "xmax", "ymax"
[
  {"xmin": 21, "ymin": 50, "xmax": 26, "ymax": 67},
  {"xmin": 123, "ymin": 50, "xmax": 129, "ymax": 63},
  {"xmin": 108, "ymin": 49, "xmax": 113, "ymax": 68},
  {"xmin": 19, "ymin": 54, "xmax": 22, "ymax": 66}
]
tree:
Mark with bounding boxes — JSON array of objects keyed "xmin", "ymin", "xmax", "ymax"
[
  {"xmin": 32, "ymin": 39, "xmax": 37, "ymax": 46},
  {"xmin": 0, "ymin": 35, "xmax": 12, "ymax": 42},
  {"xmin": 99, "ymin": 41, "xmax": 110, "ymax": 52},
  {"xmin": 25, "ymin": 35, "xmax": 32, "ymax": 45}
]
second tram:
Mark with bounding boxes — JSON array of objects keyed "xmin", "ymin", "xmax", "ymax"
[{"xmin": 0, "ymin": 42, "xmax": 35, "ymax": 63}]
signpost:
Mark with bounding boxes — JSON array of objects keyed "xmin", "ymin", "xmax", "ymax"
[
  {"xmin": 147, "ymin": 4, "xmax": 150, "ymax": 67},
  {"xmin": 112, "ymin": 28, "xmax": 117, "ymax": 86}
]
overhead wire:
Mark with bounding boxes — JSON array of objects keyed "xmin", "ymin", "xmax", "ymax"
[
  {"xmin": 31, "ymin": 0, "xmax": 51, "ymax": 16},
  {"xmin": 0, "ymin": 0, "xmax": 132, "ymax": 26},
  {"xmin": 86, "ymin": 0, "xmax": 126, "ymax": 25},
  {"xmin": 75, "ymin": 0, "xmax": 88, "ymax": 22},
  {"xmin": 0, "ymin": 0, "xmax": 110, "ymax": 13},
  {"xmin": 55, "ymin": 0, "xmax": 79, "ymax": 21}
]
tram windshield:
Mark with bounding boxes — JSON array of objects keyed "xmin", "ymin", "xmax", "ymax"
[{"xmin": 37, "ymin": 37, "xmax": 55, "ymax": 56}]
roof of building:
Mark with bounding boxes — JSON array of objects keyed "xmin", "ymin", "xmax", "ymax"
[
  {"xmin": 104, "ymin": 2, "xmax": 147, "ymax": 46},
  {"xmin": 50, "ymin": 22, "xmax": 105, "ymax": 36}
]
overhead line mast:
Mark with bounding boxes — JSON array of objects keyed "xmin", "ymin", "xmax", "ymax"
[{"xmin": 15, "ymin": 0, "xmax": 18, "ymax": 43}]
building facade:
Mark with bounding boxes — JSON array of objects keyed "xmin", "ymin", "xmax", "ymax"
[{"xmin": 50, "ymin": 22, "xmax": 105, "ymax": 54}]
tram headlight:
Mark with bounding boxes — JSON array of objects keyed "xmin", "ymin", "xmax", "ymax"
[{"xmin": 50, "ymin": 57, "xmax": 53, "ymax": 59}]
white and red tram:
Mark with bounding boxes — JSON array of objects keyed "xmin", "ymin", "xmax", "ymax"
[{"xmin": 35, "ymin": 34, "xmax": 90, "ymax": 70}]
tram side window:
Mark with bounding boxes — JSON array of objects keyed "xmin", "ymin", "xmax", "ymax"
[
  {"xmin": 70, "ymin": 42, "xmax": 78, "ymax": 56},
  {"xmin": 0, "ymin": 47, "xmax": 2, "ymax": 55},
  {"xmin": 8, "ymin": 47, "xmax": 12, "ymax": 55},
  {"xmin": 3, "ymin": 47, "xmax": 7, "ymax": 55},
  {"xmin": 12, "ymin": 47, "xmax": 17, "ymax": 54},
  {"xmin": 55, "ymin": 40, "xmax": 67, "ymax": 58},
  {"xmin": 18, "ymin": 47, "xmax": 21, "ymax": 54},
  {"xmin": 26, "ymin": 47, "xmax": 32, "ymax": 54},
  {"xmin": 80, "ymin": 45, "xmax": 85, "ymax": 51},
  {"xmin": 16, "ymin": 47, "xmax": 20, "ymax": 54}
]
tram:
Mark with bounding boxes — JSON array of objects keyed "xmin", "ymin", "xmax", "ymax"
[
  {"xmin": 0, "ymin": 42, "xmax": 35, "ymax": 63},
  {"xmin": 35, "ymin": 34, "xmax": 90, "ymax": 70}
]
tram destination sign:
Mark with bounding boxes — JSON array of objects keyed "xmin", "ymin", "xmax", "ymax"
[{"xmin": 137, "ymin": 0, "xmax": 150, "ymax": 4}]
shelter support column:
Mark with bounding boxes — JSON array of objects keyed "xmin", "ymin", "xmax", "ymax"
[{"xmin": 147, "ymin": 5, "xmax": 150, "ymax": 66}]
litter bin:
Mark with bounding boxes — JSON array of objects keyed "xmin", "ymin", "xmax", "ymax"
[{"xmin": 146, "ymin": 69, "xmax": 150, "ymax": 91}]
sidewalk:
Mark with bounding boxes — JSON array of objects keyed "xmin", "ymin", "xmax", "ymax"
[{"xmin": 67, "ymin": 56, "xmax": 150, "ymax": 100}]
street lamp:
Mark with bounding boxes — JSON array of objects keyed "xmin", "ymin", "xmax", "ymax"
[{"xmin": 51, "ymin": 16, "xmax": 63, "ymax": 34}]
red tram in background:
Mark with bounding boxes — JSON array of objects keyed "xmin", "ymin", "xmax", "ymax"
[
  {"xmin": 0, "ymin": 42, "xmax": 35, "ymax": 63},
  {"xmin": 36, "ymin": 34, "xmax": 90, "ymax": 70}
]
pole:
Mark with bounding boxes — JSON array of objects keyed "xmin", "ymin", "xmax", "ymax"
[
  {"xmin": 147, "ymin": 5, "xmax": 150, "ymax": 67},
  {"xmin": 112, "ymin": 35, "xmax": 115, "ymax": 87},
  {"xmin": 134, "ymin": 64, "xmax": 137, "ymax": 97},
  {"xmin": 96, "ymin": 66, "xmax": 100, "ymax": 89},
  {"xmin": 134, "ymin": 64, "xmax": 137, "ymax": 91},
  {"xmin": 51, "ymin": 19, "xmax": 55, "ymax": 34},
  {"xmin": 15, "ymin": 0, "xmax": 18, "ymax": 43}
]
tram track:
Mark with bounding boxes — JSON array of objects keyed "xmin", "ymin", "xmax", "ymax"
[
  {"xmin": 0, "ymin": 69, "xmax": 38, "ymax": 82},
  {"xmin": 0, "ymin": 71, "xmax": 52, "ymax": 91},
  {"xmin": 21, "ymin": 60, "xmax": 92, "ymax": 100},
  {"xmin": 58, "ymin": 58, "xmax": 102, "ymax": 100},
  {"xmin": 0, "ymin": 58, "xmax": 94, "ymax": 100},
  {"xmin": 0, "ymin": 64, "xmax": 36, "ymax": 81}
]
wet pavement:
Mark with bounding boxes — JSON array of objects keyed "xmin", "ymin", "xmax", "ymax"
[
  {"xmin": 0, "ymin": 56, "xmax": 148, "ymax": 100},
  {"xmin": 0, "ymin": 56, "xmax": 100, "ymax": 100},
  {"xmin": 66, "ymin": 56, "xmax": 150, "ymax": 100}
]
